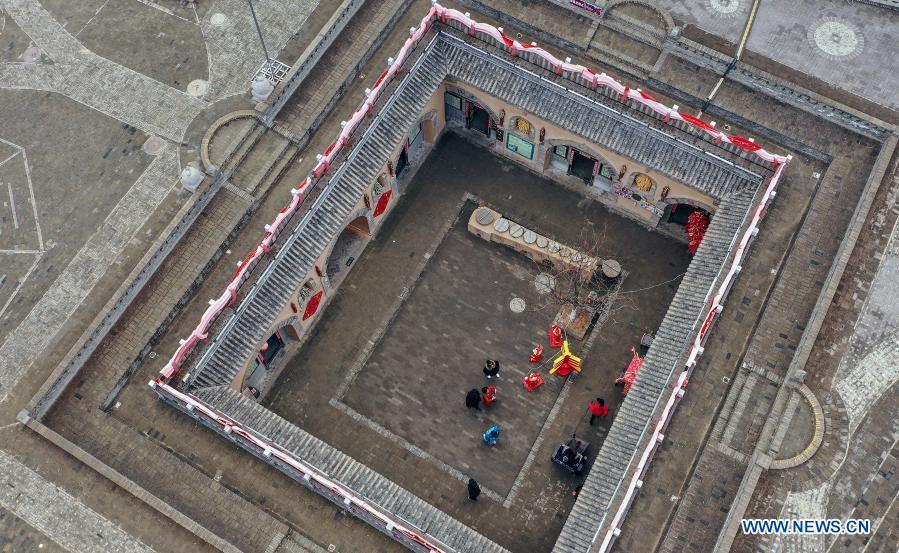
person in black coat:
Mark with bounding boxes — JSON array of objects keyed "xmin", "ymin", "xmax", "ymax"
[
  {"xmin": 468, "ymin": 478, "xmax": 481, "ymax": 500},
  {"xmin": 465, "ymin": 388, "xmax": 482, "ymax": 410},
  {"xmin": 483, "ymin": 359, "xmax": 500, "ymax": 379}
]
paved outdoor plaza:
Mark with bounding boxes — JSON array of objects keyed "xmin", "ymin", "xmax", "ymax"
[{"xmin": 2, "ymin": 0, "xmax": 899, "ymax": 552}]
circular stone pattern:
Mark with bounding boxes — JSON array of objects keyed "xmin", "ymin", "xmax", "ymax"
[
  {"xmin": 535, "ymin": 273, "xmax": 556, "ymax": 294},
  {"xmin": 510, "ymin": 297, "xmax": 526, "ymax": 313},
  {"xmin": 210, "ymin": 13, "xmax": 228, "ymax": 27},
  {"xmin": 142, "ymin": 136, "xmax": 166, "ymax": 156},
  {"xmin": 523, "ymin": 230, "xmax": 537, "ymax": 244},
  {"xmin": 510, "ymin": 224, "xmax": 524, "ymax": 238},
  {"xmin": 187, "ymin": 79, "xmax": 209, "ymax": 97},
  {"xmin": 536, "ymin": 236, "xmax": 549, "ymax": 248},
  {"xmin": 494, "ymin": 218, "xmax": 510, "ymax": 233},
  {"xmin": 707, "ymin": 0, "xmax": 741, "ymax": 16},
  {"xmin": 808, "ymin": 18, "xmax": 863, "ymax": 59},
  {"xmin": 475, "ymin": 207, "xmax": 495, "ymax": 226},
  {"xmin": 22, "ymin": 46, "xmax": 43, "ymax": 63}
]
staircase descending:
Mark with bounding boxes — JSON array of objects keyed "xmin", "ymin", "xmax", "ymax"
[
  {"xmin": 195, "ymin": 386, "xmax": 509, "ymax": 553},
  {"xmin": 187, "ymin": 45, "xmax": 448, "ymax": 391}
]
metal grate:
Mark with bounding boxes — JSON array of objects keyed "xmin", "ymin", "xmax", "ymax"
[{"xmin": 253, "ymin": 59, "xmax": 291, "ymax": 85}]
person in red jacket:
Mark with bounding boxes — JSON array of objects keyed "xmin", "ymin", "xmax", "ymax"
[
  {"xmin": 481, "ymin": 385, "xmax": 497, "ymax": 408},
  {"xmin": 588, "ymin": 398, "xmax": 609, "ymax": 425}
]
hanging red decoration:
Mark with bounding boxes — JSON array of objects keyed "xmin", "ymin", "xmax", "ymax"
[
  {"xmin": 539, "ymin": 127, "xmax": 545, "ymax": 143},
  {"xmin": 685, "ymin": 210, "xmax": 709, "ymax": 254},
  {"xmin": 302, "ymin": 291, "xmax": 324, "ymax": 320},
  {"xmin": 373, "ymin": 189, "xmax": 393, "ymax": 217}
]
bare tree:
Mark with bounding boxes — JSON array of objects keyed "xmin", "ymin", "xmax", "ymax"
[{"xmin": 531, "ymin": 221, "xmax": 630, "ymax": 339}]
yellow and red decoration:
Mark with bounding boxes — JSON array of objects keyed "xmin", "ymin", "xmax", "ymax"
[{"xmin": 549, "ymin": 339, "xmax": 582, "ymax": 377}]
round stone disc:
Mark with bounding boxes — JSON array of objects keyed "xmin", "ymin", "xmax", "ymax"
[
  {"xmin": 494, "ymin": 218, "xmax": 510, "ymax": 233},
  {"xmin": 510, "ymin": 224, "xmax": 524, "ymax": 238},
  {"xmin": 523, "ymin": 230, "xmax": 537, "ymax": 244},
  {"xmin": 475, "ymin": 207, "xmax": 495, "ymax": 225},
  {"xmin": 536, "ymin": 236, "xmax": 549, "ymax": 248}
]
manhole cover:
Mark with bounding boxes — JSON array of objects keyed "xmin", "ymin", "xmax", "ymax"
[
  {"xmin": 142, "ymin": 136, "xmax": 166, "ymax": 155},
  {"xmin": 187, "ymin": 79, "xmax": 208, "ymax": 97},
  {"xmin": 210, "ymin": 13, "xmax": 227, "ymax": 27},
  {"xmin": 510, "ymin": 297, "xmax": 526, "ymax": 313},
  {"xmin": 707, "ymin": 0, "xmax": 741, "ymax": 16},
  {"xmin": 535, "ymin": 273, "xmax": 556, "ymax": 294},
  {"xmin": 808, "ymin": 18, "xmax": 863, "ymax": 59},
  {"xmin": 21, "ymin": 46, "xmax": 42, "ymax": 63}
]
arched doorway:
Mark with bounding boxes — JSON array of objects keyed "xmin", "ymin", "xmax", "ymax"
[
  {"xmin": 245, "ymin": 320, "xmax": 300, "ymax": 397},
  {"xmin": 443, "ymin": 89, "xmax": 499, "ymax": 137},
  {"xmin": 662, "ymin": 199, "xmax": 713, "ymax": 227},
  {"xmin": 325, "ymin": 215, "xmax": 371, "ymax": 284}
]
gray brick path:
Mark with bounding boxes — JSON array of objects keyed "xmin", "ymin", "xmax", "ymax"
[
  {"xmin": 0, "ymin": 146, "xmax": 178, "ymax": 402},
  {"xmin": 658, "ymin": 153, "xmax": 871, "ymax": 552},
  {"xmin": 0, "ymin": 449, "xmax": 156, "ymax": 553}
]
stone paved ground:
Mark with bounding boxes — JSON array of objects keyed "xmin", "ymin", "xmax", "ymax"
[
  {"xmin": 656, "ymin": 0, "xmax": 899, "ymax": 110},
  {"xmin": 342, "ymin": 202, "xmax": 561, "ymax": 497},
  {"xmin": 0, "ymin": 0, "xmax": 335, "ymax": 549},
  {"xmin": 1, "ymin": 0, "xmax": 895, "ymax": 551},
  {"xmin": 264, "ymin": 133, "xmax": 690, "ymax": 551},
  {"xmin": 36, "ymin": 2, "xmax": 446, "ymax": 551},
  {"xmin": 734, "ymin": 161, "xmax": 899, "ymax": 553}
]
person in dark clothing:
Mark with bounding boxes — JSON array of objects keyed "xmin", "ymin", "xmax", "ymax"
[
  {"xmin": 465, "ymin": 388, "xmax": 482, "ymax": 410},
  {"xmin": 588, "ymin": 397, "xmax": 609, "ymax": 425},
  {"xmin": 468, "ymin": 478, "xmax": 481, "ymax": 501},
  {"xmin": 483, "ymin": 359, "xmax": 500, "ymax": 379}
]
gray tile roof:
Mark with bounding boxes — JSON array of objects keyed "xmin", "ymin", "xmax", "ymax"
[
  {"xmin": 438, "ymin": 33, "xmax": 764, "ymax": 200},
  {"xmin": 192, "ymin": 385, "xmax": 509, "ymax": 553},
  {"xmin": 185, "ymin": 33, "xmax": 763, "ymax": 392},
  {"xmin": 167, "ymin": 28, "xmax": 772, "ymax": 553},
  {"xmin": 186, "ymin": 39, "xmax": 448, "ymax": 390},
  {"xmin": 552, "ymin": 188, "xmax": 758, "ymax": 553}
]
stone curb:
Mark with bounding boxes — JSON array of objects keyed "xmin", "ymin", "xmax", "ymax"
[
  {"xmin": 769, "ymin": 384, "xmax": 824, "ymax": 470},
  {"xmin": 200, "ymin": 110, "xmax": 260, "ymax": 169}
]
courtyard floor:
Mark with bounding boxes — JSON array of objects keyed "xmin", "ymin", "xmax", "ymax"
[{"xmin": 259, "ymin": 131, "xmax": 691, "ymax": 550}]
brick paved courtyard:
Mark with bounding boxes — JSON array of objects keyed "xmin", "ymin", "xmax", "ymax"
[
  {"xmin": 266, "ymin": 133, "xmax": 691, "ymax": 523},
  {"xmin": 341, "ymin": 201, "xmax": 562, "ymax": 496}
]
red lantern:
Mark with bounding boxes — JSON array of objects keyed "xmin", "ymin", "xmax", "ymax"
[{"xmin": 539, "ymin": 127, "xmax": 545, "ymax": 143}]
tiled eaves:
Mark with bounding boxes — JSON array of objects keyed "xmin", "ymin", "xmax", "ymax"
[
  {"xmin": 186, "ymin": 40, "xmax": 450, "ymax": 391},
  {"xmin": 436, "ymin": 34, "xmax": 765, "ymax": 200},
  {"xmin": 194, "ymin": 385, "xmax": 509, "ymax": 553},
  {"xmin": 553, "ymin": 187, "xmax": 758, "ymax": 552}
]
